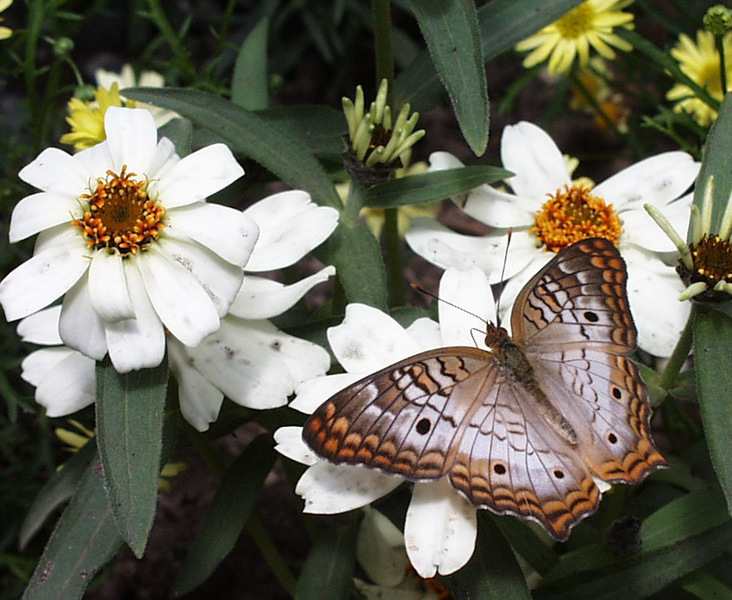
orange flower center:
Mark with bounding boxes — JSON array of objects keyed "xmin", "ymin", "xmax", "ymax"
[
  {"xmin": 686, "ymin": 234, "xmax": 732, "ymax": 285},
  {"xmin": 73, "ymin": 166, "xmax": 165, "ymax": 255},
  {"xmin": 531, "ymin": 184, "xmax": 622, "ymax": 252}
]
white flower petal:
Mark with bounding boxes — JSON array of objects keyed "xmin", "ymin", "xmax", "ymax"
[
  {"xmin": 594, "ymin": 152, "xmax": 699, "ymax": 211},
  {"xmin": 438, "ymin": 267, "xmax": 496, "ymax": 347},
  {"xmin": 404, "ymin": 479, "xmax": 478, "ymax": 578},
  {"xmin": 156, "ymin": 234, "xmax": 244, "ymax": 318},
  {"xmin": 428, "ymin": 151, "xmax": 465, "ymax": 171},
  {"xmin": 501, "ymin": 122, "xmax": 570, "ymax": 198},
  {"xmin": 167, "ymin": 203, "xmax": 259, "ymax": 267},
  {"xmin": 18, "ymin": 147, "xmax": 91, "ymax": 196},
  {"xmin": 229, "ymin": 266, "xmax": 336, "ymax": 319},
  {"xmin": 104, "ymin": 263, "xmax": 166, "ymax": 372},
  {"xmin": 104, "ymin": 107, "xmax": 159, "ymax": 174},
  {"xmin": 88, "ymin": 251, "xmax": 135, "ymax": 321},
  {"xmin": 274, "ymin": 426, "xmax": 320, "ymax": 466},
  {"xmin": 495, "ymin": 251, "xmax": 554, "ymax": 327},
  {"xmin": 463, "ymin": 185, "xmax": 538, "ymax": 228},
  {"xmin": 17, "ymin": 306, "xmax": 63, "ymax": 345},
  {"xmin": 21, "ymin": 346, "xmax": 71, "ymax": 387},
  {"xmin": 135, "ymin": 246, "xmax": 220, "ymax": 347},
  {"xmin": 188, "ymin": 318, "xmax": 330, "ymax": 409},
  {"xmin": 9, "ymin": 192, "xmax": 81, "ymax": 243},
  {"xmin": 146, "ymin": 137, "xmax": 179, "ymax": 178},
  {"xmin": 623, "ymin": 246, "xmax": 691, "ymax": 357},
  {"xmin": 168, "ymin": 338, "xmax": 224, "ymax": 431},
  {"xmin": 405, "ymin": 318, "xmax": 442, "ymax": 351},
  {"xmin": 296, "ymin": 460, "xmax": 401, "ymax": 514},
  {"xmin": 620, "ymin": 194, "xmax": 692, "ymax": 253},
  {"xmin": 406, "ymin": 220, "xmax": 535, "ymax": 282},
  {"xmin": 151, "ymin": 143, "xmax": 244, "ymax": 209},
  {"xmin": 291, "ymin": 373, "xmax": 362, "ymax": 414},
  {"xmin": 244, "ymin": 193, "xmax": 339, "ymax": 272},
  {"xmin": 357, "ymin": 508, "xmax": 410, "ymax": 587},
  {"xmin": 25, "ymin": 349, "xmax": 96, "ymax": 416},
  {"xmin": 328, "ymin": 304, "xmax": 421, "ymax": 373},
  {"xmin": 0, "ymin": 227, "xmax": 89, "ymax": 321},
  {"xmin": 59, "ymin": 274, "xmax": 109, "ymax": 360}
]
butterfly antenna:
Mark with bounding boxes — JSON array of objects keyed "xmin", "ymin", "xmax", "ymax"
[
  {"xmin": 494, "ymin": 228, "xmax": 512, "ymax": 324},
  {"xmin": 410, "ymin": 283, "xmax": 485, "ymax": 324}
]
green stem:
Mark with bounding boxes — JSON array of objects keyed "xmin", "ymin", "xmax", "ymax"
[
  {"xmin": 716, "ymin": 34, "xmax": 728, "ymax": 95},
  {"xmin": 144, "ymin": 0, "xmax": 197, "ymax": 81},
  {"xmin": 24, "ymin": 0, "xmax": 45, "ymax": 151},
  {"xmin": 384, "ymin": 208, "xmax": 405, "ymax": 306},
  {"xmin": 658, "ymin": 304, "xmax": 696, "ymax": 391},
  {"xmin": 247, "ymin": 514, "xmax": 298, "ymax": 598},
  {"xmin": 183, "ymin": 423, "xmax": 226, "ymax": 478},
  {"xmin": 372, "ymin": 0, "xmax": 394, "ymax": 90}
]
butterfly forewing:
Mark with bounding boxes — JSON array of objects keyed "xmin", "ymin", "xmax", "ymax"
[
  {"xmin": 303, "ymin": 349, "xmax": 496, "ymax": 479},
  {"xmin": 512, "ymin": 237, "xmax": 636, "ymax": 353}
]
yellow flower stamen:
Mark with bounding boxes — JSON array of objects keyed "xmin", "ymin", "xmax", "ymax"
[
  {"xmin": 531, "ymin": 184, "xmax": 622, "ymax": 252},
  {"xmin": 73, "ymin": 166, "xmax": 165, "ymax": 255}
]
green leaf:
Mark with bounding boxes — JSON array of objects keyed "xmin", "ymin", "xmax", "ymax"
[
  {"xmin": 122, "ymin": 87, "xmax": 342, "ymax": 209},
  {"xmin": 232, "ymin": 16, "xmax": 269, "ymax": 110},
  {"xmin": 295, "ymin": 519, "xmax": 359, "ymax": 600},
  {"xmin": 679, "ymin": 570, "xmax": 732, "ymax": 600},
  {"xmin": 694, "ymin": 309, "xmax": 732, "ymax": 516},
  {"xmin": 22, "ymin": 453, "xmax": 123, "ymax": 600},
  {"xmin": 535, "ymin": 523, "xmax": 732, "ymax": 600},
  {"xmin": 407, "ymin": 0, "xmax": 489, "ymax": 156},
  {"xmin": 365, "ymin": 166, "xmax": 512, "ymax": 208},
  {"xmin": 537, "ymin": 489, "xmax": 732, "ymax": 600},
  {"xmin": 19, "ymin": 441, "xmax": 96, "ymax": 550},
  {"xmin": 326, "ymin": 222, "xmax": 389, "ymax": 310},
  {"xmin": 694, "ymin": 92, "xmax": 732, "ymax": 235},
  {"xmin": 447, "ymin": 513, "xmax": 531, "ymax": 599},
  {"xmin": 95, "ymin": 357, "xmax": 168, "ymax": 558},
  {"xmin": 172, "ymin": 434, "xmax": 277, "ymax": 596},
  {"xmin": 395, "ymin": 0, "xmax": 585, "ymax": 113},
  {"xmin": 257, "ymin": 105, "xmax": 345, "ymax": 159}
]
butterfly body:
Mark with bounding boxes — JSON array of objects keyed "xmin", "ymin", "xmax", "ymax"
[{"xmin": 303, "ymin": 238, "xmax": 667, "ymax": 540}]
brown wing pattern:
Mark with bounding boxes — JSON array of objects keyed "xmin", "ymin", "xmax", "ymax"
[
  {"xmin": 302, "ymin": 348, "xmax": 495, "ymax": 480},
  {"xmin": 512, "ymin": 237, "xmax": 636, "ymax": 353}
]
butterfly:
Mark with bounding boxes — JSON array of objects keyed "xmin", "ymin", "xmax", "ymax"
[{"xmin": 302, "ymin": 237, "xmax": 667, "ymax": 541}]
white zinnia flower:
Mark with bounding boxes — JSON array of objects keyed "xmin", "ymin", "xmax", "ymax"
[
  {"xmin": 1, "ymin": 106, "xmax": 257, "ymax": 373},
  {"xmin": 275, "ymin": 266, "xmax": 496, "ymax": 578},
  {"xmin": 406, "ymin": 121, "xmax": 699, "ymax": 357},
  {"xmin": 18, "ymin": 191, "xmax": 339, "ymax": 431}
]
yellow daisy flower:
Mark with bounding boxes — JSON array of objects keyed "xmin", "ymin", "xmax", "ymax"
[
  {"xmin": 666, "ymin": 30, "xmax": 732, "ymax": 127},
  {"xmin": 0, "ymin": 0, "xmax": 13, "ymax": 40},
  {"xmin": 59, "ymin": 83, "xmax": 134, "ymax": 151},
  {"xmin": 515, "ymin": 0, "xmax": 634, "ymax": 76}
]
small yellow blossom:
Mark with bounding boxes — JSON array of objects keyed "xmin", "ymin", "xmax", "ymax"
[
  {"xmin": 515, "ymin": 0, "xmax": 634, "ymax": 76},
  {"xmin": 0, "ymin": 0, "xmax": 13, "ymax": 40},
  {"xmin": 666, "ymin": 30, "xmax": 732, "ymax": 127},
  {"xmin": 60, "ymin": 83, "xmax": 133, "ymax": 151},
  {"xmin": 570, "ymin": 57, "xmax": 629, "ymax": 132}
]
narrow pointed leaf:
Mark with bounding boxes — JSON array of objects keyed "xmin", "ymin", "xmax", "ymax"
[
  {"xmin": 326, "ymin": 222, "xmax": 388, "ymax": 310},
  {"xmin": 232, "ymin": 16, "xmax": 269, "ymax": 110},
  {"xmin": 95, "ymin": 357, "xmax": 168, "ymax": 557},
  {"xmin": 395, "ymin": 0, "xmax": 585, "ymax": 112},
  {"xmin": 694, "ymin": 93, "xmax": 732, "ymax": 234},
  {"xmin": 122, "ymin": 87, "xmax": 342, "ymax": 209},
  {"xmin": 407, "ymin": 0, "xmax": 489, "ymax": 156},
  {"xmin": 365, "ymin": 166, "xmax": 512, "ymax": 208},
  {"xmin": 447, "ymin": 513, "xmax": 531, "ymax": 599},
  {"xmin": 694, "ymin": 309, "xmax": 732, "ymax": 515},
  {"xmin": 22, "ymin": 454, "xmax": 123, "ymax": 600},
  {"xmin": 172, "ymin": 435, "xmax": 277, "ymax": 596},
  {"xmin": 19, "ymin": 441, "xmax": 96, "ymax": 550},
  {"xmin": 295, "ymin": 519, "xmax": 359, "ymax": 600}
]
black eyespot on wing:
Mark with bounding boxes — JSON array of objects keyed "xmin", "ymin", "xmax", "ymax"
[
  {"xmin": 493, "ymin": 463, "xmax": 507, "ymax": 475},
  {"xmin": 416, "ymin": 418, "xmax": 431, "ymax": 435},
  {"xmin": 553, "ymin": 469, "xmax": 565, "ymax": 479},
  {"xmin": 584, "ymin": 311, "xmax": 600, "ymax": 322},
  {"xmin": 608, "ymin": 432, "xmax": 618, "ymax": 444},
  {"xmin": 612, "ymin": 386, "xmax": 622, "ymax": 400}
]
